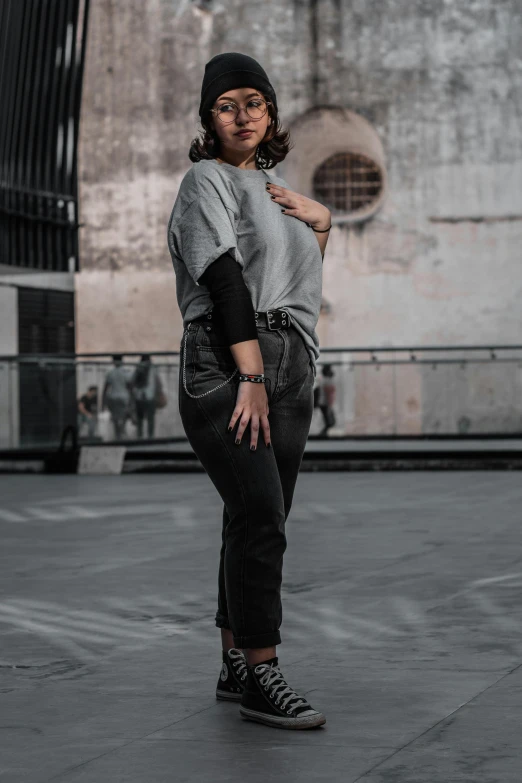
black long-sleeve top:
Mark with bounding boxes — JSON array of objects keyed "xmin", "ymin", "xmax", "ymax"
[{"xmin": 197, "ymin": 251, "xmax": 258, "ymax": 346}]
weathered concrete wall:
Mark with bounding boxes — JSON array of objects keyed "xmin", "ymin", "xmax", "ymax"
[
  {"xmin": 75, "ymin": 269, "xmax": 181, "ymax": 353},
  {"xmin": 77, "ymin": 1, "xmax": 522, "ymax": 403}
]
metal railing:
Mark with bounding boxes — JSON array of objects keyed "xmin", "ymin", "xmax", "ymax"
[{"xmin": 1, "ymin": 343, "xmax": 521, "ymax": 451}]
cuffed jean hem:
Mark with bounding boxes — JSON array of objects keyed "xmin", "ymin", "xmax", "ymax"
[
  {"xmin": 215, "ymin": 612, "xmax": 231, "ymax": 630},
  {"xmin": 233, "ymin": 630, "xmax": 282, "ymax": 649}
]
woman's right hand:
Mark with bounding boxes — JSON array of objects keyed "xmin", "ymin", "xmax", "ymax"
[{"xmin": 228, "ymin": 381, "xmax": 271, "ymax": 450}]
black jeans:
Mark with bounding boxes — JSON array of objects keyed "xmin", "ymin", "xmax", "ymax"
[
  {"xmin": 107, "ymin": 398, "xmax": 127, "ymax": 440},
  {"xmin": 135, "ymin": 398, "xmax": 156, "ymax": 438},
  {"xmin": 179, "ymin": 317, "xmax": 315, "ymax": 649}
]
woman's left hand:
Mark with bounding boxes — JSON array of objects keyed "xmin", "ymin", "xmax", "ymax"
[{"xmin": 266, "ymin": 182, "xmax": 331, "ymax": 230}]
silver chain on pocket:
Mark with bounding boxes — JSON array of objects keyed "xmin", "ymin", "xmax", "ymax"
[{"xmin": 182, "ymin": 322, "xmax": 239, "ymax": 399}]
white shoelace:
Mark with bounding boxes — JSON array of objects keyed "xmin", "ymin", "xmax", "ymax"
[
  {"xmin": 254, "ymin": 662, "xmax": 308, "ymax": 715},
  {"xmin": 229, "ymin": 649, "xmax": 248, "ymax": 682}
]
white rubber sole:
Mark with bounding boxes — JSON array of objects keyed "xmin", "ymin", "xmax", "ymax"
[{"xmin": 239, "ymin": 705, "xmax": 326, "ymax": 730}]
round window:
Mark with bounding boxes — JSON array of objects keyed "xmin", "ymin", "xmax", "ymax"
[{"xmin": 312, "ymin": 152, "xmax": 384, "ymax": 219}]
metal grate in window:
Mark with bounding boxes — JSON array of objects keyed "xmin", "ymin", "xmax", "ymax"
[
  {"xmin": 0, "ymin": 0, "xmax": 90, "ymax": 272},
  {"xmin": 312, "ymin": 152, "xmax": 383, "ymax": 215},
  {"xmin": 18, "ymin": 287, "xmax": 75, "ymax": 354}
]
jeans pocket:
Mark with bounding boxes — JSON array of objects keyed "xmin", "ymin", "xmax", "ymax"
[
  {"xmin": 194, "ymin": 323, "xmax": 232, "ymax": 352},
  {"xmin": 194, "ymin": 346, "xmax": 237, "ymax": 371},
  {"xmin": 189, "ymin": 346, "xmax": 239, "ymax": 398}
]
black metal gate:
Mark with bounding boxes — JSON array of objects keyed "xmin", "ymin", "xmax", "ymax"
[
  {"xmin": 0, "ymin": 0, "xmax": 90, "ymax": 272},
  {"xmin": 18, "ymin": 287, "xmax": 77, "ymax": 447}
]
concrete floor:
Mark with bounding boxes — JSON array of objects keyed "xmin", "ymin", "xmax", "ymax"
[{"xmin": 1, "ymin": 472, "xmax": 522, "ymax": 782}]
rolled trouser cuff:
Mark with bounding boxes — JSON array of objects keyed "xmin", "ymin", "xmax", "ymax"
[
  {"xmin": 233, "ymin": 629, "xmax": 281, "ymax": 649},
  {"xmin": 215, "ymin": 612, "xmax": 231, "ymax": 630}
]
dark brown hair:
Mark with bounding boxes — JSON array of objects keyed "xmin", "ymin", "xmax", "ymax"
[{"xmin": 189, "ymin": 92, "xmax": 293, "ymax": 170}]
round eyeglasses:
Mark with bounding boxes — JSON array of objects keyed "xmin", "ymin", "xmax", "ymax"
[{"xmin": 210, "ymin": 99, "xmax": 272, "ymax": 125}]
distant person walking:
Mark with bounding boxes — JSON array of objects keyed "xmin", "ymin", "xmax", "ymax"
[
  {"xmin": 101, "ymin": 355, "xmax": 130, "ymax": 440},
  {"xmin": 316, "ymin": 363, "xmax": 337, "ymax": 437},
  {"xmin": 77, "ymin": 385, "xmax": 98, "ymax": 438},
  {"xmin": 130, "ymin": 354, "xmax": 162, "ymax": 439}
]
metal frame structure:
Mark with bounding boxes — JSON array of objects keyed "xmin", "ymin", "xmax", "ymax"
[
  {"xmin": 0, "ymin": 342, "xmax": 521, "ymax": 450},
  {"xmin": 313, "ymin": 151, "xmax": 383, "ymax": 214},
  {"xmin": 0, "ymin": 0, "xmax": 90, "ymax": 271}
]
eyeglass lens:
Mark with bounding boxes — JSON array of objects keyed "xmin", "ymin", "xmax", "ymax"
[{"xmin": 215, "ymin": 99, "xmax": 268, "ymax": 123}]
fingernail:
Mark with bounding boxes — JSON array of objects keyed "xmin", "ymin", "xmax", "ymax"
[
  {"xmin": 280, "ymin": 209, "xmax": 285, "ymax": 213},
  {"xmin": 227, "ymin": 426, "xmax": 233, "ymax": 432},
  {"xmin": 266, "ymin": 442, "xmax": 271, "ymax": 448},
  {"xmin": 270, "ymin": 195, "xmax": 276, "ymax": 200},
  {"xmin": 235, "ymin": 439, "xmax": 240, "ymax": 445},
  {"xmin": 250, "ymin": 445, "xmax": 256, "ymax": 451}
]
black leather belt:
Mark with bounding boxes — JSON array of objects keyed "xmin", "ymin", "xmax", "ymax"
[{"xmin": 190, "ymin": 308, "xmax": 292, "ymax": 331}]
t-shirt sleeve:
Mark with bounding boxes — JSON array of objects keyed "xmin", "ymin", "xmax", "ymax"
[
  {"xmin": 172, "ymin": 196, "xmax": 239, "ymax": 286},
  {"xmin": 198, "ymin": 251, "xmax": 258, "ymax": 345}
]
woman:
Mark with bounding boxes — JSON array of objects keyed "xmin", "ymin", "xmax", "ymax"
[
  {"xmin": 101, "ymin": 355, "xmax": 130, "ymax": 440},
  {"xmin": 316, "ymin": 363, "xmax": 337, "ymax": 437},
  {"xmin": 130, "ymin": 354, "xmax": 159, "ymax": 439},
  {"xmin": 167, "ymin": 52, "xmax": 331, "ymax": 730}
]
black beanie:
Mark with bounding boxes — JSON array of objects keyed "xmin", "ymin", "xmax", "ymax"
[{"xmin": 199, "ymin": 52, "xmax": 278, "ymax": 120}]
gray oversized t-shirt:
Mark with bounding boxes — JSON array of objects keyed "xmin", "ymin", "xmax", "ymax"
[{"xmin": 167, "ymin": 158, "xmax": 323, "ymax": 374}]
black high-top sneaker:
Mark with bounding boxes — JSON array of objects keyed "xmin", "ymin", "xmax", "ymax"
[
  {"xmin": 216, "ymin": 648, "xmax": 248, "ymax": 701},
  {"xmin": 239, "ymin": 656, "xmax": 326, "ymax": 729}
]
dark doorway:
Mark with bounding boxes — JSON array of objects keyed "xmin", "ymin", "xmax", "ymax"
[{"xmin": 18, "ymin": 286, "xmax": 77, "ymax": 446}]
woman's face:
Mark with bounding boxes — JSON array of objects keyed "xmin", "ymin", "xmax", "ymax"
[{"xmin": 209, "ymin": 87, "xmax": 271, "ymax": 157}]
